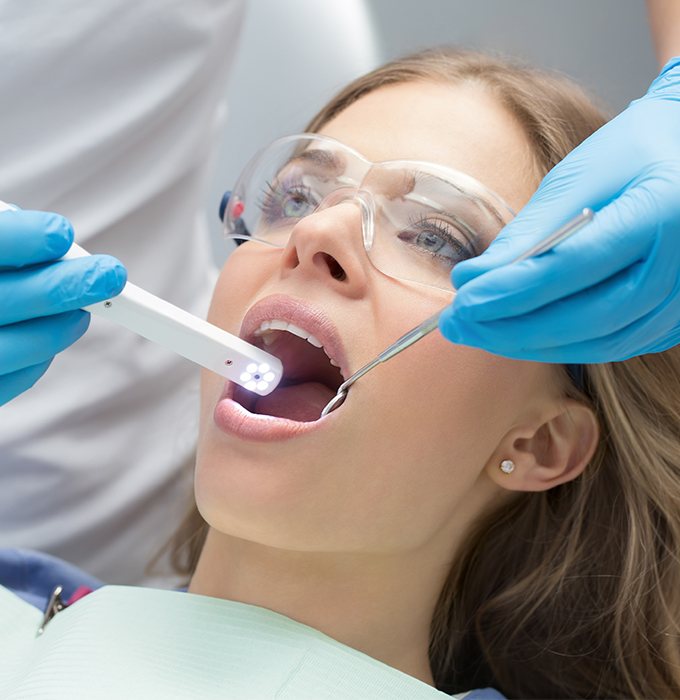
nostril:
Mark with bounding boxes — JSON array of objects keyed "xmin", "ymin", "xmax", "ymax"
[{"xmin": 321, "ymin": 253, "xmax": 347, "ymax": 281}]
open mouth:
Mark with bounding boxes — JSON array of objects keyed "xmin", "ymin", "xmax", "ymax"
[{"xmin": 233, "ymin": 320, "xmax": 345, "ymax": 422}]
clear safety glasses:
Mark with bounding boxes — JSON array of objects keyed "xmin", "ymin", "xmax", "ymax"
[{"xmin": 222, "ymin": 134, "xmax": 515, "ymax": 291}]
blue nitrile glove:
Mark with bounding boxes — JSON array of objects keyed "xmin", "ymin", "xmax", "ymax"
[
  {"xmin": 440, "ymin": 57, "xmax": 680, "ymax": 363},
  {"xmin": 0, "ymin": 208, "xmax": 127, "ymax": 406}
]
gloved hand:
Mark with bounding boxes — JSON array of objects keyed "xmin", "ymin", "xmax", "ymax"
[
  {"xmin": 440, "ymin": 57, "xmax": 680, "ymax": 363},
  {"xmin": 0, "ymin": 208, "xmax": 126, "ymax": 406}
]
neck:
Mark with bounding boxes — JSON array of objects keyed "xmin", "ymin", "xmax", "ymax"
[{"xmin": 188, "ymin": 530, "xmax": 451, "ymax": 685}]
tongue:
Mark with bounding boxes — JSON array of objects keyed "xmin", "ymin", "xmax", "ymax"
[{"xmin": 252, "ymin": 382, "xmax": 334, "ymax": 422}]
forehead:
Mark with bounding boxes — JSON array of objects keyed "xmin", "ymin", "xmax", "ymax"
[{"xmin": 317, "ymin": 80, "xmax": 538, "ymax": 213}]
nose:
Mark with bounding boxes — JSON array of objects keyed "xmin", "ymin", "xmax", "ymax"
[{"xmin": 279, "ymin": 195, "xmax": 372, "ymax": 298}]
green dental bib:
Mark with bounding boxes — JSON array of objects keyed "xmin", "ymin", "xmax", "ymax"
[{"xmin": 0, "ymin": 585, "xmax": 456, "ymax": 699}]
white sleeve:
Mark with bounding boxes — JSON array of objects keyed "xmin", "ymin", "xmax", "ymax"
[{"xmin": 0, "ymin": 0, "xmax": 245, "ymax": 585}]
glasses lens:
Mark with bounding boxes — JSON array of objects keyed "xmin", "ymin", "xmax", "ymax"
[
  {"xmin": 224, "ymin": 135, "xmax": 514, "ymax": 290},
  {"xmin": 362, "ymin": 162, "xmax": 513, "ymax": 289},
  {"xmin": 224, "ymin": 135, "xmax": 365, "ymax": 247}
]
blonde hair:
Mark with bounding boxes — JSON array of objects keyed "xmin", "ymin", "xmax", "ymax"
[{"xmin": 167, "ymin": 49, "xmax": 680, "ymax": 698}]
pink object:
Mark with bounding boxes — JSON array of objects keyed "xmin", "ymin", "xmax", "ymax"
[{"xmin": 66, "ymin": 586, "xmax": 94, "ymax": 606}]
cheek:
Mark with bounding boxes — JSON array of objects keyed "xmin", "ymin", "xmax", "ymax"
[
  {"xmin": 206, "ymin": 246, "xmax": 276, "ymax": 328},
  {"xmin": 352, "ymin": 288, "xmax": 527, "ymax": 469},
  {"xmin": 374, "ymin": 348, "xmax": 503, "ymax": 470},
  {"xmin": 385, "ymin": 338, "xmax": 529, "ymax": 453},
  {"xmin": 335, "ymin": 338, "xmax": 538, "ymax": 528}
]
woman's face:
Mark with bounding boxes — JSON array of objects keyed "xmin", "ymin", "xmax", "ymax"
[{"xmin": 196, "ymin": 80, "xmax": 560, "ymax": 553}]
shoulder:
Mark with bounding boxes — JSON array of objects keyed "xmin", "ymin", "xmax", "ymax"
[{"xmin": 0, "ymin": 548, "xmax": 103, "ymax": 611}]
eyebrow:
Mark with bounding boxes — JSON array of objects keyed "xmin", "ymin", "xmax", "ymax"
[
  {"xmin": 287, "ymin": 149, "xmax": 345, "ymax": 175},
  {"xmin": 410, "ymin": 172, "xmax": 506, "ymax": 229}
]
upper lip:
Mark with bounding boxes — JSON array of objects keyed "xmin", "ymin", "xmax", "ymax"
[{"xmin": 239, "ymin": 294, "xmax": 350, "ymax": 379}]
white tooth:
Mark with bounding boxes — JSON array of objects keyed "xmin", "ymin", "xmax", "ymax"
[
  {"xmin": 261, "ymin": 332, "xmax": 276, "ymax": 347},
  {"xmin": 329, "ymin": 358, "xmax": 339, "ymax": 367},
  {"xmin": 284, "ymin": 322, "xmax": 308, "ymax": 340},
  {"xmin": 253, "ymin": 321, "xmax": 271, "ymax": 336},
  {"xmin": 255, "ymin": 319, "xmax": 326, "ymax": 352},
  {"xmin": 276, "ymin": 321, "xmax": 322, "ymax": 349}
]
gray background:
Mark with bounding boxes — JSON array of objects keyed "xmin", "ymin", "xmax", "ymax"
[{"xmin": 209, "ymin": 0, "xmax": 659, "ymax": 261}]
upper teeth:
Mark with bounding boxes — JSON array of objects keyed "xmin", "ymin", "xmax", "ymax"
[{"xmin": 253, "ymin": 320, "xmax": 340, "ymax": 368}]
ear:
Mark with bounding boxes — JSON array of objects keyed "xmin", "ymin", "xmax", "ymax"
[{"xmin": 486, "ymin": 399, "xmax": 599, "ymax": 492}]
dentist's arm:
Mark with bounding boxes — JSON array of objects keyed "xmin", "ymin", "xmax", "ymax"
[
  {"xmin": 647, "ymin": 0, "xmax": 680, "ymax": 68},
  {"xmin": 0, "ymin": 209, "xmax": 126, "ymax": 405},
  {"xmin": 440, "ymin": 49, "xmax": 680, "ymax": 363}
]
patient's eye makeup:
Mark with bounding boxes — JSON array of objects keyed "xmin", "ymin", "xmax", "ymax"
[
  {"xmin": 260, "ymin": 175, "xmax": 321, "ymax": 224},
  {"xmin": 399, "ymin": 214, "xmax": 478, "ymax": 269},
  {"xmin": 258, "ymin": 150, "xmax": 345, "ymax": 227}
]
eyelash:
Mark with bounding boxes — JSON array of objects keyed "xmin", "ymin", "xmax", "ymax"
[
  {"xmin": 259, "ymin": 179, "xmax": 315, "ymax": 221},
  {"xmin": 406, "ymin": 214, "xmax": 476, "ymax": 260}
]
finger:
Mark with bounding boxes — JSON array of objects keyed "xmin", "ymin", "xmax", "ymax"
[
  {"xmin": 439, "ymin": 311, "xmax": 595, "ymax": 363},
  {"xmin": 501, "ymin": 313, "xmax": 674, "ymax": 364},
  {"xmin": 0, "ymin": 256, "xmax": 127, "ymax": 325},
  {"xmin": 0, "ymin": 360, "xmax": 52, "ymax": 407},
  {"xmin": 441, "ymin": 269, "xmax": 680, "ymax": 364},
  {"xmin": 452, "ymin": 187, "xmax": 663, "ymax": 324},
  {"xmin": 443, "ymin": 264, "xmax": 650, "ymax": 353},
  {"xmin": 0, "ymin": 310, "xmax": 90, "ymax": 374},
  {"xmin": 0, "ymin": 210, "xmax": 74, "ymax": 267}
]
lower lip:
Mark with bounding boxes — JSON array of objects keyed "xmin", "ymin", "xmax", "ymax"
[{"xmin": 213, "ymin": 382, "xmax": 333, "ymax": 442}]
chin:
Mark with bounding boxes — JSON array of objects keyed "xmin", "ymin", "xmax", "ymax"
[{"xmin": 193, "ymin": 431, "xmax": 333, "ymax": 550}]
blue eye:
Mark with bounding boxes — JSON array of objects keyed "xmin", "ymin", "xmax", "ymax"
[
  {"xmin": 398, "ymin": 217, "xmax": 476, "ymax": 269},
  {"xmin": 282, "ymin": 189, "xmax": 316, "ymax": 218},
  {"xmin": 260, "ymin": 180, "xmax": 319, "ymax": 223},
  {"xmin": 414, "ymin": 230, "xmax": 448, "ymax": 253}
]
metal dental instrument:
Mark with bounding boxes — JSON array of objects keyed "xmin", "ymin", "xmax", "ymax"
[{"xmin": 320, "ymin": 208, "xmax": 595, "ymax": 417}]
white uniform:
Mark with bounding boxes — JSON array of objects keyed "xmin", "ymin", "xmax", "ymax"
[{"xmin": 0, "ymin": 0, "xmax": 246, "ymax": 584}]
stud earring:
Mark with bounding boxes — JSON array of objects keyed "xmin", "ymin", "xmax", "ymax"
[{"xmin": 500, "ymin": 459, "xmax": 515, "ymax": 474}]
